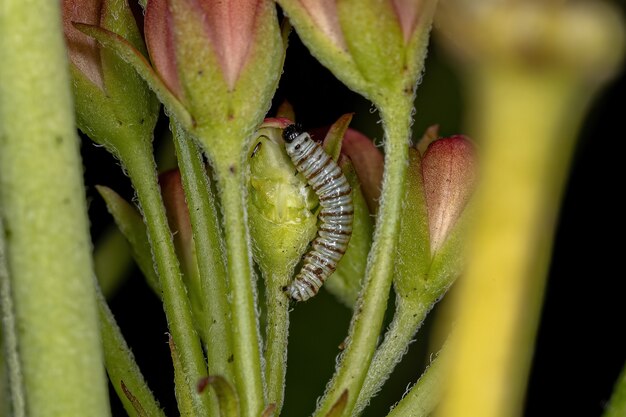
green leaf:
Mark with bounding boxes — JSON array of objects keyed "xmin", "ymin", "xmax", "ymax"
[
  {"xmin": 322, "ymin": 113, "xmax": 353, "ymax": 161},
  {"xmin": 96, "ymin": 185, "xmax": 160, "ymax": 294},
  {"xmin": 98, "ymin": 289, "xmax": 166, "ymax": 417}
]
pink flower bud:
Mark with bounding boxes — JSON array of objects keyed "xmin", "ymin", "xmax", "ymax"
[
  {"xmin": 422, "ymin": 135, "xmax": 477, "ymax": 254},
  {"xmin": 145, "ymin": 0, "xmax": 279, "ymax": 97},
  {"xmin": 63, "ymin": 0, "xmax": 104, "ymax": 89}
]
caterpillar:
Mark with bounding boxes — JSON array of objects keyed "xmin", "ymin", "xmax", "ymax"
[{"xmin": 282, "ymin": 124, "xmax": 354, "ymax": 302}]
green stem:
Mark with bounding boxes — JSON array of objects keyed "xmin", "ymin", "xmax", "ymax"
[
  {"xmin": 264, "ymin": 271, "xmax": 291, "ymax": 413},
  {"xmin": 172, "ymin": 125, "xmax": 235, "ymax": 387},
  {"xmin": 313, "ymin": 99, "xmax": 412, "ymax": 417},
  {"xmin": 0, "ymin": 218, "xmax": 25, "ymax": 417},
  {"xmin": 214, "ymin": 160, "xmax": 264, "ymax": 417},
  {"xmin": 97, "ymin": 287, "xmax": 167, "ymax": 417},
  {"xmin": 122, "ymin": 144, "xmax": 210, "ymax": 416},
  {"xmin": 354, "ymin": 298, "xmax": 433, "ymax": 415},
  {"xmin": 0, "ymin": 1, "xmax": 111, "ymax": 415},
  {"xmin": 386, "ymin": 340, "xmax": 449, "ymax": 417},
  {"xmin": 603, "ymin": 360, "xmax": 626, "ymax": 417}
]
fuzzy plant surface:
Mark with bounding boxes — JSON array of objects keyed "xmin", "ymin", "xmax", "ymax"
[{"xmin": 1, "ymin": 1, "xmax": 625, "ymax": 417}]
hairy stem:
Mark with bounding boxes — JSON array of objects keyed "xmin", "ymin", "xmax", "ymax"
[
  {"xmin": 214, "ymin": 160, "xmax": 264, "ymax": 417},
  {"xmin": 314, "ymin": 98, "xmax": 412, "ymax": 417},
  {"xmin": 264, "ymin": 271, "xmax": 291, "ymax": 413},
  {"xmin": 172, "ymin": 125, "xmax": 235, "ymax": 388},
  {"xmin": 387, "ymin": 340, "xmax": 450, "ymax": 417},
  {"xmin": 354, "ymin": 297, "xmax": 433, "ymax": 414},
  {"xmin": 123, "ymin": 145, "xmax": 210, "ymax": 415}
]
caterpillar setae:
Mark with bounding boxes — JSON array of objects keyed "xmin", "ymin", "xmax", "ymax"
[{"xmin": 282, "ymin": 124, "xmax": 354, "ymax": 302}]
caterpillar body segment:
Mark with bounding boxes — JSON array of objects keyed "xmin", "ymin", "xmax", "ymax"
[{"xmin": 282, "ymin": 124, "xmax": 354, "ymax": 302}]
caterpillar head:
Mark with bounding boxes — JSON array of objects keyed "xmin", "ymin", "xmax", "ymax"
[{"xmin": 282, "ymin": 123, "xmax": 303, "ymax": 143}]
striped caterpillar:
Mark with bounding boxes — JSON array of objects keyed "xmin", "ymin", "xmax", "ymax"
[{"xmin": 282, "ymin": 124, "xmax": 354, "ymax": 302}]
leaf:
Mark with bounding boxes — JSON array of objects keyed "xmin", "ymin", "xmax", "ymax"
[
  {"xmin": 96, "ymin": 185, "xmax": 159, "ymax": 294},
  {"xmin": 322, "ymin": 113, "xmax": 353, "ymax": 161},
  {"xmin": 98, "ymin": 288, "xmax": 166, "ymax": 417}
]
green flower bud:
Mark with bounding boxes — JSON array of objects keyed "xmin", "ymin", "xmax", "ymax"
[
  {"xmin": 247, "ymin": 124, "xmax": 318, "ymax": 277},
  {"xmin": 63, "ymin": 0, "xmax": 159, "ymax": 155}
]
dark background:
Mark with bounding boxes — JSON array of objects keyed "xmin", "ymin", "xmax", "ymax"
[{"xmin": 83, "ymin": 11, "xmax": 626, "ymax": 417}]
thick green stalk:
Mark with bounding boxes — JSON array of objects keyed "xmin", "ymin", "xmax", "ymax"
[
  {"xmin": 438, "ymin": 67, "xmax": 592, "ymax": 417},
  {"xmin": 0, "ymin": 219, "xmax": 25, "ymax": 417},
  {"xmin": 214, "ymin": 159, "xmax": 264, "ymax": 417},
  {"xmin": 97, "ymin": 288, "xmax": 166, "ymax": 417},
  {"xmin": 122, "ymin": 144, "xmax": 210, "ymax": 416},
  {"xmin": 264, "ymin": 271, "xmax": 291, "ymax": 413},
  {"xmin": 314, "ymin": 98, "xmax": 413, "ymax": 417},
  {"xmin": 0, "ymin": 1, "xmax": 110, "ymax": 415},
  {"xmin": 171, "ymin": 126, "xmax": 235, "ymax": 386}
]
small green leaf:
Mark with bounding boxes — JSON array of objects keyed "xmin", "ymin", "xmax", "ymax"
[
  {"xmin": 96, "ymin": 185, "xmax": 159, "ymax": 294},
  {"xmin": 98, "ymin": 289, "xmax": 166, "ymax": 417},
  {"xmin": 322, "ymin": 113, "xmax": 353, "ymax": 161}
]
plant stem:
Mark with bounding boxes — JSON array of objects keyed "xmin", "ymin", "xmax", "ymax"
[
  {"xmin": 314, "ymin": 98, "xmax": 412, "ymax": 417},
  {"xmin": 438, "ymin": 67, "xmax": 592, "ymax": 417},
  {"xmin": 97, "ymin": 288, "xmax": 166, "ymax": 417},
  {"xmin": 603, "ymin": 361, "xmax": 626, "ymax": 417},
  {"xmin": 214, "ymin": 159, "xmax": 264, "ymax": 417},
  {"xmin": 172, "ymin": 125, "xmax": 235, "ymax": 386},
  {"xmin": 354, "ymin": 297, "xmax": 433, "ymax": 415},
  {"xmin": 122, "ymin": 144, "xmax": 210, "ymax": 416},
  {"xmin": 387, "ymin": 340, "xmax": 450, "ymax": 417},
  {"xmin": 0, "ymin": 219, "xmax": 25, "ymax": 417},
  {"xmin": 264, "ymin": 271, "xmax": 291, "ymax": 413},
  {"xmin": 0, "ymin": 1, "xmax": 111, "ymax": 415}
]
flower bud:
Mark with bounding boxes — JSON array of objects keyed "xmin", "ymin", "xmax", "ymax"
[
  {"xmin": 246, "ymin": 123, "xmax": 318, "ymax": 276},
  {"xmin": 277, "ymin": 0, "xmax": 438, "ymax": 103},
  {"xmin": 422, "ymin": 135, "xmax": 477, "ymax": 255},
  {"xmin": 63, "ymin": 0, "xmax": 159, "ymax": 153},
  {"xmin": 145, "ymin": 0, "xmax": 285, "ymax": 144}
]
